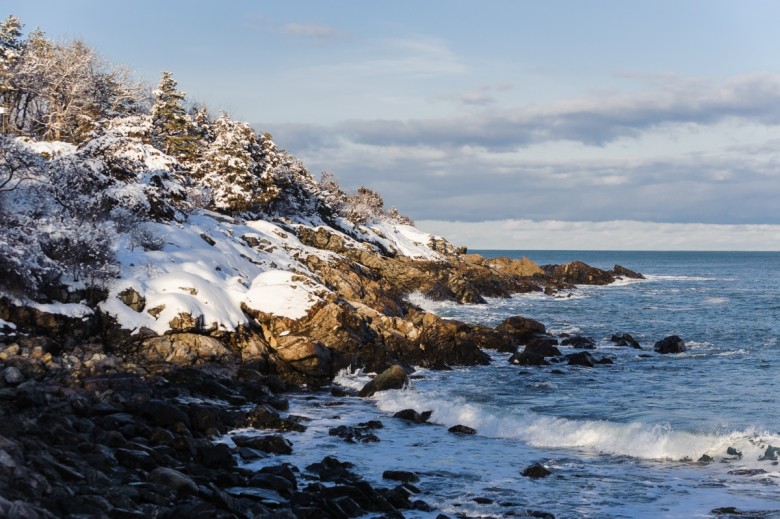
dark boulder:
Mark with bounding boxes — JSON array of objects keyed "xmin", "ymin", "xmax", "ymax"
[
  {"xmin": 393, "ymin": 409, "xmax": 432, "ymax": 424},
  {"xmin": 550, "ymin": 261, "xmax": 615, "ymax": 285},
  {"xmin": 560, "ymin": 335, "xmax": 596, "ymax": 349},
  {"xmin": 610, "ymin": 333, "xmax": 642, "ymax": 349},
  {"xmin": 496, "ymin": 316, "xmax": 546, "ymax": 345},
  {"xmin": 522, "ymin": 463, "xmax": 551, "ymax": 478},
  {"xmin": 358, "ymin": 364, "xmax": 409, "ymax": 397},
  {"xmin": 566, "ymin": 351, "xmax": 596, "ymax": 367},
  {"xmin": 654, "ymin": 335, "xmax": 687, "ymax": 354},
  {"xmin": 523, "ymin": 336, "xmax": 561, "ymax": 357},
  {"xmin": 508, "ymin": 352, "xmax": 549, "ymax": 366},
  {"xmin": 448, "ymin": 424, "xmax": 476, "ymax": 435},
  {"xmin": 611, "ymin": 264, "xmax": 645, "ymax": 279},
  {"xmin": 232, "ymin": 434, "xmax": 293, "ymax": 454}
]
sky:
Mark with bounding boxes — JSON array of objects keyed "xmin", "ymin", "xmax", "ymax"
[{"xmin": 4, "ymin": 0, "xmax": 780, "ymax": 250}]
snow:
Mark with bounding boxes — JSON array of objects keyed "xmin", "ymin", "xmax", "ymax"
[
  {"xmin": 29, "ymin": 301, "xmax": 94, "ymax": 318},
  {"xmin": 0, "ymin": 318, "xmax": 16, "ymax": 330},
  {"xmin": 16, "ymin": 138, "xmax": 76, "ymax": 158},
  {"xmin": 100, "ymin": 212, "xmax": 331, "ymax": 334}
]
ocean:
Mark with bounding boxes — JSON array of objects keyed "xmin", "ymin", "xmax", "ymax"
[{"xmin": 243, "ymin": 251, "xmax": 780, "ymax": 518}]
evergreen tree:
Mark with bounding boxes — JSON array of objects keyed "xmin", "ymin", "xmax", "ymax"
[
  {"xmin": 150, "ymin": 71, "xmax": 197, "ymax": 162},
  {"xmin": 0, "ymin": 15, "xmax": 22, "ymax": 97}
]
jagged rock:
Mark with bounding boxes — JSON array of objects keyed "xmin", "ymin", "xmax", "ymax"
[
  {"xmin": 508, "ymin": 352, "xmax": 549, "ymax": 366},
  {"xmin": 168, "ymin": 312, "xmax": 203, "ymax": 333},
  {"xmin": 496, "ymin": 316, "xmax": 547, "ymax": 345},
  {"xmin": 550, "ymin": 261, "xmax": 615, "ymax": 285},
  {"xmin": 1, "ymin": 366, "xmax": 24, "ymax": 386},
  {"xmin": 117, "ymin": 287, "xmax": 146, "ymax": 312},
  {"xmin": 566, "ymin": 351, "xmax": 596, "ymax": 367},
  {"xmin": 232, "ymin": 434, "xmax": 293, "ymax": 454},
  {"xmin": 138, "ymin": 334, "xmax": 235, "ymax": 365},
  {"xmin": 610, "ymin": 333, "xmax": 642, "ymax": 349},
  {"xmin": 483, "ymin": 256, "xmax": 545, "ymax": 277},
  {"xmin": 358, "ymin": 364, "xmax": 409, "ymax": 397},
  {"xmin": 393, "ymin": 409, "xmax": 432, "ymax": 424},
  {"xmin": 560, "ymin": 335, "xmax": 596, "ymax": 349},
  {"xmin": 611, "ymin": 264, "xmax": 645, "ymax": 279},
  {"xmin": 654, "ymin": 335, "xmax": 687, "ymax": 354},
  {"xmin": 273, "ymin": 335, "xmax": 333, "ymax": 385},
  {"xmin": 523, "ymin": 336, "xmax": 561, "ymax": 357}
]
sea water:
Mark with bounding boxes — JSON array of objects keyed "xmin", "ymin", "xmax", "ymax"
[{"xmin": 245, "ymin": 251, "xmax": 780, "ymax": 518}]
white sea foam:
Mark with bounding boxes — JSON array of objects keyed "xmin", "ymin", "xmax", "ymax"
[{"xmin": 371, "ymin": 388, "xmax": 780, "ymax": 463}]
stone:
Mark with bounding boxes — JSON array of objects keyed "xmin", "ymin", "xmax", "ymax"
[
  {"xmin": 610, "ymin": 333, "xmax": 642, "ymax": 349},
  {"xmin": 522, "ymin": 463, "xmax": 551, "ymax": 478},
  {"xmin": 523, "ymin": 336, "xmax": 562, "ymax": 357},
  {"xmin": 496, "ymin": 316, "xmax": 547, "ymax": 345},
  {"xmin": 654, "ymin": 335, "xmax": 687, "ymax": 354},
  {"xmin": 560, "ymin": 335, "xmax": 596, "ymax": 349},
  {"xmin": 117, "ymin": 287, "xmax": 146, "ymax": 312},
  {"xmin": 611, "ymin": 264, "xmax": 645, "ymax": 279},
  {"xmin": 566, "ymin": 351, "xmax": 596, "ymax": 367},
  {"xmin": 550, "ymin": 261, "xmax": 615, "ymax": 285},
  {"xmin": 358, "ymin": 364, "xmax": 409, "ymax": 397},
  {"xmin": 1, "ymin": 366, "xmax": 24, "ymax": 386},
  {"xmin": 148, "ymin": 467, "xmax": 199, "ymax": 496},
  {"xmin": 232, "ymin": 434, "xmax": 293, "ymax": 454},
  {"xmin": 138, "ymin": 334, "xmax": 234, "ymax": 365},
  {"xmin": 393, "ymin": 409, "xmax": 432, "ymax": 424},
  {"xmin": 508, "ymin": 352, "xmax": 549, "ymax": 366},
  {"xmin": 448, "ymin": 424, "xmax": 477, "ymax": 435}
]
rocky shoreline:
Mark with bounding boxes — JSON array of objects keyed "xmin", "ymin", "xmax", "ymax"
[{"xmin": 0, "ymin": 252, "xmax": 650, "ymax": 518}]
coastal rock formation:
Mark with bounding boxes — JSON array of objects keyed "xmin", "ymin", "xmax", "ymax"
[
  {"xmin": 654, "ymin": 335, "xmax": 687, "ymax": 354},
  {"xmin": 359, "ymin": 364, "xmax": 409, "ymax": 397}
]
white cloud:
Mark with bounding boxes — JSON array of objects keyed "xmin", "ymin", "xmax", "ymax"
[{"xmin": 417, "ymin": 219, "xmax": 780, "ymax": 251}]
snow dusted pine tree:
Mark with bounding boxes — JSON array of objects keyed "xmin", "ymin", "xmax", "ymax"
[
  {"xmin": 151, "ymin": 71, "xmax": 198, "ymax": 162},
  {"xmin": 192, "ymin": 114, "xmax": 264, "ymax": 213},
  {"xmin": 0, "ymin": 15, "xmax": 22, "ymax": 100}
]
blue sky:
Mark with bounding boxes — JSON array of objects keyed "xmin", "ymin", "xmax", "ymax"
[{"xmin": 5, "ymin": 1, "xmax": 780, "ymax": 249}]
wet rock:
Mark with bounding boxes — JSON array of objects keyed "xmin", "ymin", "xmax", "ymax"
[
  {"xmin": 448, "ymin": 424, "xmax": 476, "ymax": 435},
  {"xmin": 523, "ymin": 336, "xmax": 562, "ymax": 357},
  {"xmin": 197, "ymin": 442, "xmax": 236, "ymax": 469},
  {"xmin": 760, "ymin": 445, "xmax": 780, "ymax": 461},
  {"xmin": 1, "ymin": 366, "xmax": 24, "ymax": 386},
  {"xmin": 560, "ymin": 335, "xmax": 596, "ymax": 349},
  {"xmin": 359, "ymin": 364, "xmax": 409, "ymax": 397},
  {"xmin": 329, "ymin": 425, "xmax": 380, "ymax": 443},
  {"xmin": 522, "ymin": 463, "xmax": 551, "ymax": 478},
  {"xmin": 244, "ymin": 403, "xmax": 306, "ymax": 432},
  {"xmin": 496, "ymin": 316, "xmax": 547, "ymax": 345},
  {"xmin": 727, "ymin": 468, "xmax": 767, "ymax": 476},
  {"xmin": 654, "ymin": 335, "xmax": 687, "ymax": 354},
  {"xmin": 393, "ymin": 409, "xmax": 432, "ymax": 424},
  {"xmin": 383, "ymin": 470, "xmax": 420, "ymax": 483},
  {"xmin": 508, "ymin": 352, "xmax": 549, "ymax": 366},
  {"xmin": 611, "ymin": 264, "xmax": 645, "ymax": 279},
  {"xmin": 610, "ymin": 333, "xmax": 642, "ymax": 349},
  {"xmin": 550, "ymin": 261, "xmax": 615, "ymax": 285},
  {"xmin": 472, "ymin": 496, "xmax": 494, "ymax": 504},
  {"xmin": 698, "ymin": 454, "xmax": 714, "ymax": 463},
  {"xmin": 148, "ymin": 467, "xmax": 199, "ymax": 496},
  {"xmin": 306, "ymin": 456, "xmax": 358, "ymax": 483},
  {"xmin": 232, "ymin": 434, "xmax": 293, "ymax": 454},
  {"xmin": 140, "ymin": 399, "xmax": 191, "ymax": 428},
  {"xmin": 566, "ymin": 351, "xmax": 596, "ymax": 367}
]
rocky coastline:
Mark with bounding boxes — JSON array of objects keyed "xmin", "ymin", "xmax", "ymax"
[{"xmin": 0, "ymin": 247, "xmax": 648, "ymax": 519}]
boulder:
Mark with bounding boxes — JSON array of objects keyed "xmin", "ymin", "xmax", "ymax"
[
  {"xmin": 273, "ymin": 335, "xmax": 333, "ymax": 384},
  {"xmin": 138, "ymin": 334, "xmax": 234, "ymax": 365},
  {"xmin": 611, "ymin": 264, "xmax": 645, "ymax": 279},
  {"xmin": 358, "ymin": 365, "xmax": 409, "ymax": 397},
  {"xmin": 653, "ymin": 335, "xmax": 687, "ymax": 354},
  {"xmin": 117, "ymin": 287, "xmax": 146, "ymax": 312},
  {"xmin": 522, "ymin": 463, "xmax": 551, "ymax": 478},
  {"xmin": 448, "ymin": 424, "xmax": 477, "ymax": 435},
  {"xmin": 496, "ymin": 316, "xmax": 547, "ymax": 345},
  {"xmin": 550, "ymin": 261, "xmax": 615, "ymax": 285},
  {"xmin": 232, "ymin": 434, "xmax": 293, "ymax": 455},
  {"xmin": 523, "ymin": 336, "xmax": 561, "ymax": 357},
  {"xmin": 393, "ymin": 409, "xmax": 432, "ymax": 424},
  {"xmin": 560, "ymin": 335, "xmax": 596, "ymax": 349},
  {"xmin": 382, "ymin": 470, "xmax": 420, "ymax": 483},
  {"xmin": 508, "ymin": 352, "xmax": 549, "ymax": 366},
  {"xmin": 566, "ymin": 351, "xmax": 596, "ymax": 367},
  {"xmin": 610, "ymin": 333, "xmax": 642, "ymax": 349},
  {"xmin": 148, "ymin": 467, "xmax": 199, "ymax": 496}
]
